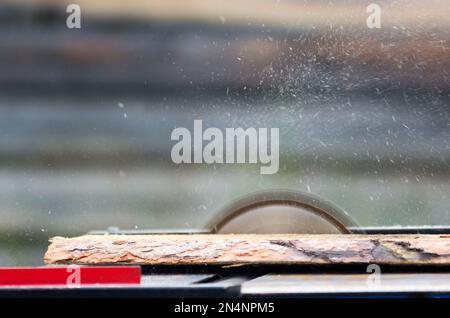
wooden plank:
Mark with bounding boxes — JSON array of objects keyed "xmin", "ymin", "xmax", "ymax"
[{"xmin": 44, "ymin": 234, "xmax": 450, "ymax": 266}]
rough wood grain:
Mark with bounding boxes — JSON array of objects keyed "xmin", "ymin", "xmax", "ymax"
[{"xmin": 44, "ymin": 234, "xmax": 450, "ymax": 265}]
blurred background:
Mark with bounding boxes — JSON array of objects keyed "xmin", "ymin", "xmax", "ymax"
[{"xmin": 0, "ymin": 0, "xmax": 449, "ymax": 265}]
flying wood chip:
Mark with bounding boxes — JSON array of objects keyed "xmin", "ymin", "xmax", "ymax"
[{"xmin": 44, "ymin": 234, "xmax": 450, "ymax": 265}]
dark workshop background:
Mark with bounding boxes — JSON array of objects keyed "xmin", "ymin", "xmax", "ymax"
[{"xmin": 0, "ymin": 0, "xmax": 449, "ymax": 265}]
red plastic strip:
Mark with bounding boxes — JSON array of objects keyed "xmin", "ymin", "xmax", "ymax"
[{"xmin": 0, "ymin": 266, "xmax": 141, "ymax": 286}]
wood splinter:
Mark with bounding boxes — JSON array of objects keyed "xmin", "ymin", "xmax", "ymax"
[{"xmin": 44, "ymin": 234, "xmax": 450, "ymax": 266}]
